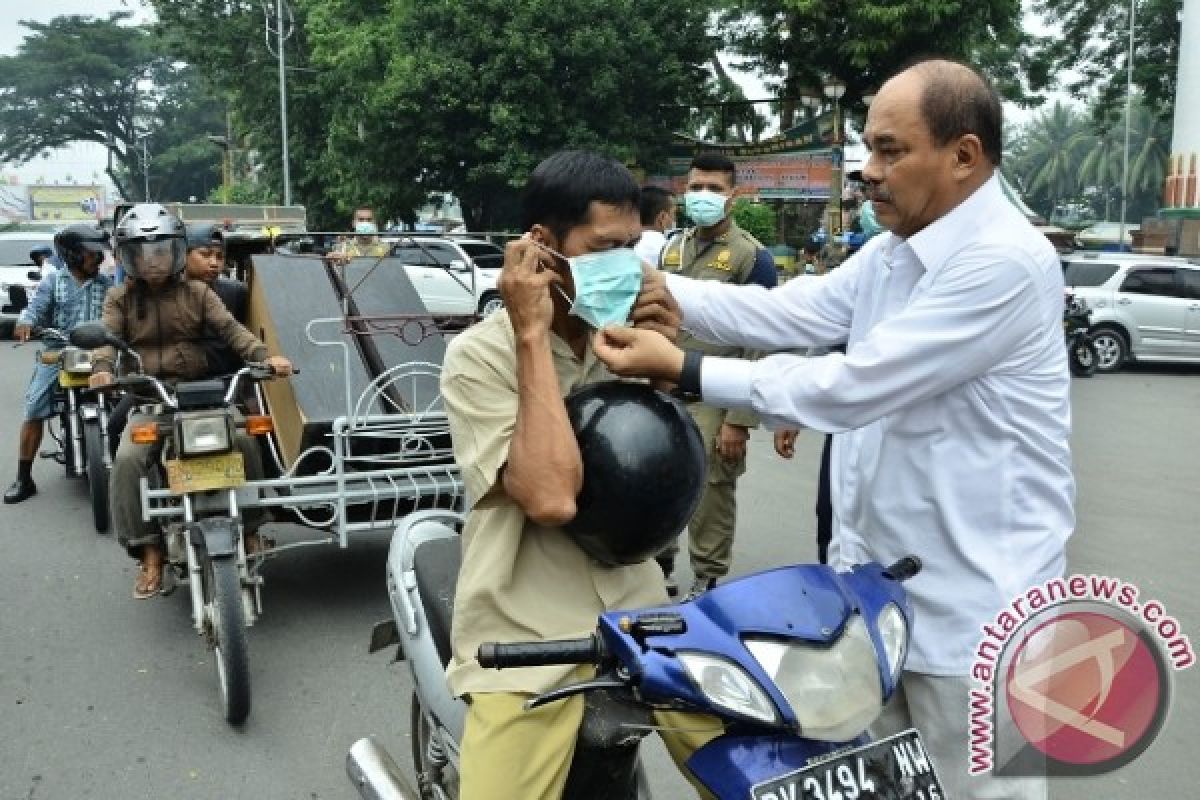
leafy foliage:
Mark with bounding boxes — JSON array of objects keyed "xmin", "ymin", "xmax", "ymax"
[
  {"xmin": 1030, "ymin": 0, "xmax": 1182, "ymax": 118},
  {"xmin": 733, "ymin": 199, "xmax": 778, "ymax": 246},
  {"xmin": 720, "ymin": 0, "xmax": 1038, "ymax": 128}
]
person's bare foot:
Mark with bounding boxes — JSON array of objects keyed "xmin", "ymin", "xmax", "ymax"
[{"xmin": 134, "ymin": 546, "xmax": 164, "ymax": 599}]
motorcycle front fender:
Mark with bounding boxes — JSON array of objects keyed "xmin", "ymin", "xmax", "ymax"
[{"xmin": 188, "ymin": 517, "xmax": 239, "ymax": 559}]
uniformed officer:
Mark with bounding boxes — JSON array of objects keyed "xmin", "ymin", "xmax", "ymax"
[{"xmin": 659, "ymin": 152, "xmax": 777, "ymax": 599}]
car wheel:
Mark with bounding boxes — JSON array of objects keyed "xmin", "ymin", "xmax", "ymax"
[
  {"xmin": 478, "ymin": 292, "xmax": 504, "ymax": 318},
  {"xmin": 1090, "ymin": 327, "xmax": 1128, "ymax": 373}
]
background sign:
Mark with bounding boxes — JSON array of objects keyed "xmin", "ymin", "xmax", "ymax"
[{"xmin": 29, "ymin": 185, "xmax": 106, "ymax": 222}]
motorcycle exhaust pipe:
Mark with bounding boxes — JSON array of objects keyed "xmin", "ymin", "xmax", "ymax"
[{"xmin": 346, "ymin": 736, "xmax": 419, "ymax": 800}]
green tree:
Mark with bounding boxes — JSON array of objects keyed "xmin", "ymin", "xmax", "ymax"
[
  {"xmin": 1007, "ymin": 102, "xmax": 1091, "ymax": 218},
  {"xmin": 721, "ymin": 0, "xmax": 1037, "ymax": 129},
  {"xmin": 732, "ymin": 199, "xmax": 777, "ymax": 246},
  {"xmin": 0, "ymin": 13, "xmax": 156, "ymax": 199},
  {"xmin": 1030, "ymin": 0, "xmax": 1182, "ymax": 118},
  {"xmin": 304, "ymin": 0, "xmax": 716, "ymax": 230}
]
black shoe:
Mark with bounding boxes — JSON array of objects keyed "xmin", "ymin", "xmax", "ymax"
[
  {"xmin": 684, "ymin": 576, "xmax": 717, "ymax": 602},
  {"xmin": 3, "ymin": 477, "xmax": 37, "ymax": 504}
]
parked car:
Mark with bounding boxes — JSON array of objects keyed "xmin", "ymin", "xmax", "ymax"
[
  {"xmin": 384, "ymin": 236, "xmax": 506, "ymax": 317},
  {"xmin": 1076, "ymin": 221, "xmax": 1139, "ymax": 251},
  {"xmin": 0, "ymin": 231, "xmax": 56, "ymax": 338},
  {"xmin": 1061, "ymin": 251, "xmax": 1200, "ymax": 372}
]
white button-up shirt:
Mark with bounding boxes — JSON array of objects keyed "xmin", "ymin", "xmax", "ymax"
[{"xmin": 666, "ymin": 174, "xmax": 1075, "ymax": 675}]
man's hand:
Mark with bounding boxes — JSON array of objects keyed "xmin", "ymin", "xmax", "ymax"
[
  {"xmin": 592, "ymin": 326, "xmax": 685, "ymax": 382},
  {"xmin": 265, "ymin": 355, "xmax": 294, "ymax": 377},
  {"xmin": 774, "ymin": 429, "xmax": 799, "ymax": 459},
  {"xmin": 629, "ymin": 264, "xmax": 681, "ymax": 341},
  {"xmin": 499, "ymin": 237, "xmax": 560, "ymax": 341},
  {"xmin": 89, "ymin": 371, "xmax": 115, "ymax": 389},
  {"xmin": 14, "ymin": 323, "xmax": 31, "ymax": 343},
  {"xmin": 716, "ymin": 422, "xmax": 750, "ymax": 463}
]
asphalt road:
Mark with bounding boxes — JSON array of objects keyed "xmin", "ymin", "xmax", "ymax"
[{"xmin": 1, "ymin": 337, "xmax": 1197, "ymax": 799}]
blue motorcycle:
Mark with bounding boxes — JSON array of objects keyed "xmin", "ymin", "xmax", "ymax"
[{"xmin": 347, "ymin": 511, "xmax": 942, "ymax": 800}]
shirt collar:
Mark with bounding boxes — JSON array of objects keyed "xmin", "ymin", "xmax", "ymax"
[{"xmin": 903, "ymin": 172, "xmax": 1003, "ymax": 278}]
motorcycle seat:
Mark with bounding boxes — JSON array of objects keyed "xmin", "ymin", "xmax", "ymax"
[{"xmin": 413, "ymin": 535, "xmax": 460, "ymax": 668}]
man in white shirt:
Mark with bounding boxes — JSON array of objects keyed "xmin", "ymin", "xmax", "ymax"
[
  {"xmin": 634, "ymin": 185, "xmax": 676, "ymax": 266},
  {"xmin": 593, "ymin": 59, "xmax": 1070, "ymax": 800}
]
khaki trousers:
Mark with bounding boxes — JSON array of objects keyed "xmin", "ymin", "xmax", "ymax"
[
  {"xmin": 671, "ymin": 402, "xmax": 745, "ymax": 580},
  {"xmin": 460, "ymin": 675, "xmax": 721, "ymax": 800}
]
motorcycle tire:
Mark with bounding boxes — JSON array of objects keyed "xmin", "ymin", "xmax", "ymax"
[
  {"xmin": 1069, "ymin": 338, "xmax": 1098, "ymax": 377},
  {"xmin": 205, "ymin": 556, "xmax": 251, "ymax": 725},
  {"xmin": 84, "ymin": 422, "xmax": 110, "ymax": 533},
  {"xmin": 411, "ymin": 692, "xmax": 457, "ymax": 800}
]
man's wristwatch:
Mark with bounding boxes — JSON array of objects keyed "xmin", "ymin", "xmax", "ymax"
[{"xmin": 676, "ymin": 349, "xmax": 704, "ymax": 400}]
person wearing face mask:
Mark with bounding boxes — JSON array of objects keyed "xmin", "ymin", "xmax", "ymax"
[
  {"xmin": 657, "ymin": 153, "xmax": 777, "ymax": 600},
  {"xmin": 633, "ymin": 185, "xmax": 677, "ymax": 266},
  {"xmin": 332, "ymin": 206, "xmax": 388, "ymax": 262},
  {"xmin": 440, "ymin": 150, "xmax": 720, "ymax": 800},
  {"xmin": 4, "ymin": 225, "xmax": 113, "ymax": 504},
  {"xmin": 592, "ymin": 60, "xmax": 1071, "ymax": 799},
  {"xmin": 89, "ymin": 204, "xmax": 294, "ymax": 599}
]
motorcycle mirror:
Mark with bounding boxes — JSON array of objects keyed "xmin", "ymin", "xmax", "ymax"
[{"xmin": 69, "ymin": 322, "xmax": 121, "ymax": 351}]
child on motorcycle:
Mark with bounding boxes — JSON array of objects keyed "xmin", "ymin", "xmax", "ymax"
[
  {"xmin": 5, "ymin": 225, "xmax": 113, "ymax": 504},
  {"xmin": 88, "ymin": 203, "xmax": 293, "ymax": 599}
]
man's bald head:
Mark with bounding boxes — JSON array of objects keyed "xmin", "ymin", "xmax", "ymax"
[{"xmin": 891, "ymin": 59, "xmax": 1004, "ymax": 167}]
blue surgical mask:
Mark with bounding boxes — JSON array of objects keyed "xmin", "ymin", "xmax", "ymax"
[
  {"xmin": 354, "ymin": 221, "xmax": 378, "ymax": 235},
  {"xmin": 535, "ymin": 242, "xmax": 644, "ymax": 329},
  {"xmin": 684, "ymin": 190, "xmax": 728, "ymax": 227}
]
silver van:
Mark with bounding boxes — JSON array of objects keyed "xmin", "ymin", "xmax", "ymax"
[{"xmin": 1062, "ymin": 252, "xmax": 1200, "ymax": 372}]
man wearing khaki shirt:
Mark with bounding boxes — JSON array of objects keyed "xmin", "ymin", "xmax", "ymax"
[{"xmin": 440, "ymin": 151, "xmax": 718, "ymax": 800}]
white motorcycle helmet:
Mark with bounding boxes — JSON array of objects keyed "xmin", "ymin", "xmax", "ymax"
[{"xmin": 115, "ymin": 203, "xmax": 187, "ymax": 282}]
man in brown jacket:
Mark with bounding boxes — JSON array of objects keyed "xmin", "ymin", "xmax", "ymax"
[{"xmin": 89, "ymin": 204, "xmax": 293, "ymax": 599}]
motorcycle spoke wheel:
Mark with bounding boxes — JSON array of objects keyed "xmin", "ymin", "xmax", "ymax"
[
  {"xmin": 84, "ymin": 423, "xmax": 110, "ymax": 533},
  {"xmin": 203, "ymin": 557, "xmax": 251, "ymax": 725}
]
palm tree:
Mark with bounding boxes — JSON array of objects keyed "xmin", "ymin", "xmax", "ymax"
[
  {"xmin": 1078, "ymin": 99, "xmax": 1171, "ymax": 221},
  {"xmin": 1011, "ymin": 102, "xmax": 1091, "ymax": 219}
]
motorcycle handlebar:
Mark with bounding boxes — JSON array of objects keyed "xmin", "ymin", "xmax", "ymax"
[
  {"xmin": 883, "ymin": 555, "xmax": 922, "ymax": 582},
  {"xmin": 477, "ymin": 635, "xmax": 603, "ymax": 669}
]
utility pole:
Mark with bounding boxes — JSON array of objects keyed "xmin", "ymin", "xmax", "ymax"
[
  {"xmin": 1118, "ymin": 0, "xmax": 1136, "ymax": 249},
  {"xmin": 276, "ymin": 0, "xmax": 292, "ymax": 206}
]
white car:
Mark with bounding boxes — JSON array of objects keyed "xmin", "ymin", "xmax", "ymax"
[
  {"xmin": 0, "ymin": 231, "xmax": 55, "ymax": 336},
  {"xmin": 1062, "ymin": 251, "xmax": 1200, "ymax": 371},
  {"xmin": 386, "ymin": 236, "xmax": 506, "ymax": 317}
]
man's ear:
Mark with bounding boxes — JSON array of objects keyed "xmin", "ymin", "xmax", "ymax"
[{"xmin": 954, "ymin": 135, "xmax": 985, "ymax": 180}]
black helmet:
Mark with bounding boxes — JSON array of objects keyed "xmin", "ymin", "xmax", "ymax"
[
  {"xmin": 53, "ymin": 224, "xmax": 109, "ymax": 271},
  {"xmin": 563, "ymin": 381, "xmax": 706, "ymax": 566},
  {"xmin": 29, "ymin": 245, "xmax": 54, "ymax": 264},
  {"xmin": 185, "ymin": 223, "xmax": 225, "ymax": 252},
  {"xmin": 115, "ymin": 203, "xmax": 187, "ymax": 281}
]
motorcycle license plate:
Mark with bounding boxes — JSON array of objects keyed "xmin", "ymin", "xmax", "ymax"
[
  {"xmin": 751, "ymin": 729, "xmax": 943, "ymax": 800},
  {"xmin": 166, "ymin": 452, "xmax": 245, "ymax": 494}
]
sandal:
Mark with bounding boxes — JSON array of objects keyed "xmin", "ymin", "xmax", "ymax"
[
  {"xmin": 244, "ymin": 532, "xmax": 276, "ymax": 558},
  {"xmin": 133, "ymin": 562, "xmax": 163, "ymax": 599}
]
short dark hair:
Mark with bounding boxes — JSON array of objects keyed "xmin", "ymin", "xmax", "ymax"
[
  {"xmin": 521, "ymin": 150, "xmax": 640, "ymax": 236},
  {"xmin": 688, "ymin": 153, "xmax": 737, "ymax": 187},
  {"xmin": 912, "ymin": 59, "xmax": 1003, "ymax": 166},
  {"xmin": 639, "ymin": 186, "xmax": 676, "ymax": 225}
]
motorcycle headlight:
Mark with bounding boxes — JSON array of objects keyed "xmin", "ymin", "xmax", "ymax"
[
  {"xmin": 877, "ymin": 603, "xmax": 908, "ymax": 684},
  {"xmin": 62, "ymin": 347, "xmax": 93, "ymax": 375},
  {"xmin": 745, "ymin": 615, "xmax": 883, "ymax": 741},
  {"xmin": 178, "ymin": 413, "xmax": 232, "ymax": 456},
  {"xmin": 678, "ymin": 652, "xmax": 779, "ymax": 725}
]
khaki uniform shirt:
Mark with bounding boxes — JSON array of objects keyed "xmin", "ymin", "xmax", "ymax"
[
  {"xmin": 341, "ymin": 238, "xmax": 389, "ymax": 258},
  {"xmin": 661, "ymin": 221, "xmax": 761, "ymax": 427},
  {"xmin": 441, "ymin": 311, "xmax": 668, "ymax": 697}
]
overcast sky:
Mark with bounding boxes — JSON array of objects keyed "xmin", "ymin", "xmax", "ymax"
[{"xmin": 1, "ymin": 0, "xmax": 1079, "ymax": 191}]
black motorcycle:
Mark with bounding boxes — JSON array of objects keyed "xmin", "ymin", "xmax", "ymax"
[{"xmin": 1064, "ymin": 292, "xmax": 1098, "ymax": 377}]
